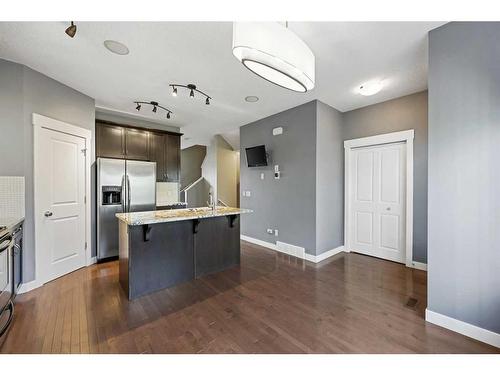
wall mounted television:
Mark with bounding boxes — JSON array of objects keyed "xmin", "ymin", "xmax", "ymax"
[{"xmin": 245, "ymin": 145, "xmax": 268, "ymax": 167}]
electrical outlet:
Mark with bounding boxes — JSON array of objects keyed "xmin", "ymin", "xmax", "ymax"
[
  {"xmin": 267, "ymin": 229, "xmax": 273, "ymax": 234},
  {"xmin": 274, "ymin": 229, "xmax": 279, "ymax": 236}
]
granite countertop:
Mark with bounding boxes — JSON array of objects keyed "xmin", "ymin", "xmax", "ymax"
[
  {"xmin": 116, "ymin": 207, "xmax": 252, "ymax": 226},
  {"xmin": 0, "ymin": 216, "xmax": 25, "ymax": 230}
]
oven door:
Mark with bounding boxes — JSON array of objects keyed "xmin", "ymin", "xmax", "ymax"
[{"xmin": 0, "ymin": 235, "xmax": 12, "ymax": 312}]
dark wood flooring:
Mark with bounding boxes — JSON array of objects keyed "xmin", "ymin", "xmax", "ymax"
[{"xmin": 1, "ymin": 241, "xmax": 498, "ymax": 354}]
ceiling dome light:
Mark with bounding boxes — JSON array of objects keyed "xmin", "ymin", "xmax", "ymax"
[
  {"xmin": 245, "ymin": 96, "xmax": 259, "ymax": 103},
  {"xmin": 232, "ymin": 22, "xmax": 315, "ymax": 92},
  {"xmin": 358, "ymin": 81, "xmax": 383, "ymax": 96},
  {"xmin": 104, "ymin": 40, "xmax": 130, "ymax": 55}
]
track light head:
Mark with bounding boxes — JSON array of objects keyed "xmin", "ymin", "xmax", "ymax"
[
  {"xmin": 152, "ymin": 106, "xmax": 157, "ymax": 113},
  {"xmin": 172, "ymin": 87, "xmax": 177, "ymax": 97},
  {"xmin": 205, "ymin": 97, "xmax": 210, "ymax": 105},
  {"xmin": 135, "ymin": 103, "xmax": 141, "ymax": 111},
  {"xmin": 65, "ymin": 22, "xmax": 77, "ymax": 38},
  {"xmin": 190, "ymin": 89, "xmax": 194, "ymax": 98},
  {"xmin": 167, "ymin": 112, "xmax": 171, "ymax": 119}
]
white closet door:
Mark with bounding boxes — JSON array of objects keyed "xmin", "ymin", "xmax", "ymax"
[{"xmin": 349, "ymin": 142, "xmax": 406, "ymax": 263}]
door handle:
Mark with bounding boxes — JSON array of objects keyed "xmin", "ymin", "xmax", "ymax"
[
  {"xmin": 121, "ymin": 175, "xmax": 126, "ymax": 212},
  {"xmin": 127, "ymin": 175, "xmax": 131, "ymax": 212},
  {"xmin": 44, "ymin": 211, "xmax": 53, "ymax": 217}
]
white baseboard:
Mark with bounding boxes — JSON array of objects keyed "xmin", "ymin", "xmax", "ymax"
[
  {"xmin": 410, "ymin": 261, "xmax": 427, "ymax": 271},
  {"xmin": 305, "ymin": 246, "xmax": 345, "ymax": 263},
  {"xmin": 87, "ymin": 256, "xmax": 97, "ymax": 266},
  {"xmin": 241, "ymin": 235, "xmax": 345, "ymax": 264},
  {"xmin": 240, "ymin": 235, "xmax": 277, "ymax": 251},
  {"xmin": 426, "ymin": 309, "xmax": 500, "ymax": 348},
  {"xmin": 17, "ymin": 279, "xmax": 43, "ymax": 294}
]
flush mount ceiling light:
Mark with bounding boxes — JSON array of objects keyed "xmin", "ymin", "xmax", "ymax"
[
  {"xmin": 170, "ymin": 84, "xmax": 212, "ymax": 105},
  {"xmin": 245, "ymin": 96, "xmax": 259, "ymax": 103},
  {"xmin": 358, "ymin": 81, "xmax": 383, "ymax": 96},
  {"xmin": 65, "ymin": 21, "xmax": 77, "ymax": 38},
  {"xmin": 134, "ymin": 101, "xmax": 173, "ymax": 119},
  {"xmin": 232, "ymin": 22, "xmax": 315, "ymax": 93},
  {"xmin": 104, "ymin": 40, "xmax": 130, "ymax": 55}
]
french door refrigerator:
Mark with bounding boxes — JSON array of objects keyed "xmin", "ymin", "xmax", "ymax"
[{"xmin": 97, "ymin": 158, "xmax": 156, "ymax": 260}]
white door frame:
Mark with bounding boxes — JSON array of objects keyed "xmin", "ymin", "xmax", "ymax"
[
  {"xmin": 344, "ymin": 129, "xmax": 414, "ymax": 268},
  {"xmin": 33, "ymin": 113, "xmax": 93, "ymax": 286}
]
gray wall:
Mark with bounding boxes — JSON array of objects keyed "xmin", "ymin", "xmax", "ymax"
[
  {"xmin": 0, "ymin": 59, "xmax": 96, "ymax": 281},
  {"xmin": 0, "ymin": 60, "xmax": 24, "ymax": 176},
  {"xmin": 240, "ymin": 101, "xmax": 317, "ymax": 254},
  {"xmin": 95, "ymin": 111, "xmax": 180, "ymax": 134},
  {"xmin": 316, "ymin": 101, "xmax": 344, "ymax": 255},
  {"xmin": 428, "ymin": 22, "xmax": 500, "ymax": 333},
  {"xmin": 343, "ymin": 91, "xmax": 428, "ymax": 263},
  {"xmin": 180, "ymin": 145, "xmax": 207, "ymax": 189}
]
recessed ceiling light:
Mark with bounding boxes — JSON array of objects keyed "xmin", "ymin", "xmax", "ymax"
[
  {"xmin": 245, "ymin": 96, "xmax": 259, "ymax": 103},
  {"xmin": 358, "ymin": 81, "xmax": 383, "ymax": 96},
  {"xmin": 104, "ymin": 40, "xmax": 129, "ymax": 55}
]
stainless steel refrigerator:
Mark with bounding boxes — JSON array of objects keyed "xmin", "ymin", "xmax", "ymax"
[{"xmin": 97, "ymin": 158, "xmax": 156, "ymax": 260}]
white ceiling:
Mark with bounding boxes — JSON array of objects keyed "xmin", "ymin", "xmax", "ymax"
[{"xmin": 0, "ymin": 21, "xmax": 444, "ymax": 148}]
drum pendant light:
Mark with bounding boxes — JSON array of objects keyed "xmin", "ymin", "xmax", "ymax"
[{"xmin": 232, "ymin": 22, "xmax": 315, "ymax": 92}]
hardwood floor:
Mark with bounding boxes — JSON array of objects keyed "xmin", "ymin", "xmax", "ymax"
[{"xmin": 1, "ymin": 241, "xmax": 498, "ymax": 354}]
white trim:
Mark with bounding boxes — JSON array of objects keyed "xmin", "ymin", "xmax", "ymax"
[
  {"xmin": 241, "ymin": 235, "xmax": 346, "ymax": 264},
  {"xmin": 305, "ymin": 246, "xmax": 345, "ymax": 263},
  {"xmin": 17, "ymin": 279, "xmax": 43, "ymax": 294},
  {"xmin": 88, "ymin": 256, "xmax": 97, "ymax": 266},
  {"xmin": 426, "ymin": 309, "xmax": 500, "ymax": 348},
  {"xmin": 240, "ymin": 235, "xmax": 277, "ymax": 251},
  {"xmin": 33, "ymin": 113, "xmax": 93, "ymax": 287},
  {"xmin": 410, "ymin": 261, "xmax": 427, "ymax": 271},
  {"xmin": 344, "ymin": 129, "xmax": 414, "ymax": 268}
]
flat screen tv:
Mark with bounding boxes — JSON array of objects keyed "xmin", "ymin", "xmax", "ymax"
[{"xmin": 245, "ymin": 145, "xmax": 268, "ymax": 167}]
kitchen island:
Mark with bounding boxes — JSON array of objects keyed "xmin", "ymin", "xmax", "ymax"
[{"xmin": 116, "ymin": 207, "xmax": 251, "ymax": 299}]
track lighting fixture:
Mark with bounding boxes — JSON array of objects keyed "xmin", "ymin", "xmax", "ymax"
[
  {"xmin": 133, "ymin": 101, "xmax": 173, "ymax": 119},
  {"xmin": 65, "ymin": 21, "xmax": 77, "ymax": 38},
  {"xmin": 169, "ymin": 83, "xmax": 212, "ymax": 105}
]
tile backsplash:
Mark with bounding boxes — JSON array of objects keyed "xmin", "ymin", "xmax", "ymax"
[
  {"xmin": 0, "ymin": 176, "xmax": 25, "ymax": 218},
  {"xmin": 156, "ymin": 182, "xmax": 180, "ymax": 206}
]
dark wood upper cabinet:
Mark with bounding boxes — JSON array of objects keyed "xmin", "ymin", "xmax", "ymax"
[
  {"xmin": 149, "ymin": 132, "xmax": 167, "ymax": 182},
  {"xmin": 96, "ymin": 123, "xmax": 125, "ymax": 159},
  {"xmin": 96, "ymin": 120, "xmax": 181, "ymax": 183},
  {"xmin": 165, "ymin": 134, "xmax": 180, "ymax": 182},
  {"xmin": 124, "ymin": 128, "xmax": 149, "ymax": 161}
]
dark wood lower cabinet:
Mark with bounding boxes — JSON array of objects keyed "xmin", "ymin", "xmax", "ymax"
[{"xmin": 120, "ymin": 216, "xmax": 241, "ymax": 300}]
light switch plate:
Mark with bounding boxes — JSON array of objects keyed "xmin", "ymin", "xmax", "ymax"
[{"xmin": 260, "ymin": 173, "xmax": 265, "ymax": 180}]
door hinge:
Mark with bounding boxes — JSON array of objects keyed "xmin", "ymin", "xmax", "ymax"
[
  {"xmin": 84, "ymin": 196, "xmax": 86, "ymax": 204},
  {"xmin": 81, "ymin": 148, "xmax": 87, "ymax": 156},
  {"xmin": 85, "ymin": 241, "xmax": 87, "ymax": 250}
]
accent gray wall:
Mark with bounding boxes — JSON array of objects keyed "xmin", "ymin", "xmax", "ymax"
[
  {"xmin": 0, "ymin": 60, "xmax": 24, "ymax": 176},
  {"xmin": 428, "ymin": 22, "xmax": 500, "ymax": 334},
  {"xmin": 240, "ymin": 101, "xmax": 317, "ymax": 254},
  {"xmin": 0, "ymin": 59, "xmax": 96, "ymax": 281},
  {"xmin": 316, "ymin": 101, "xmax": 344, "ymax": 255},
  {"xmin": 95, "ymin": 111, "xmax": 180, "ymax": 134},
  {"xmin": 342, "ymin": 91, "xmax": 428, "ymax": 263},
  {"xmin": 180, "ymin": 145, "xmax": 207, "ymax": 189}
]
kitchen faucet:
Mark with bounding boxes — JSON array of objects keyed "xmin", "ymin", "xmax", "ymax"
[{"xmin": 207, "ymin": 191, "xmax": 215, "ymax": 211}]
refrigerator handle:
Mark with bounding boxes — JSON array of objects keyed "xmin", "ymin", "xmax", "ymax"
[
  {"xmin": 127, "ymin": 175, "xmax": 131, "ymax": 212},
  {"xmin": 121, "ymin": 175, "xmax": 126, "ymax": 212}
]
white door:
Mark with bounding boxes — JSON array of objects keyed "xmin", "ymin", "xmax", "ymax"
[
  {"xmin": 349, "ymin": 142, "xmax": 406, "ymax": 263},
  {"xmin": 36, "ymin": 127, "xmax": 87, "ymax": 282}
]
